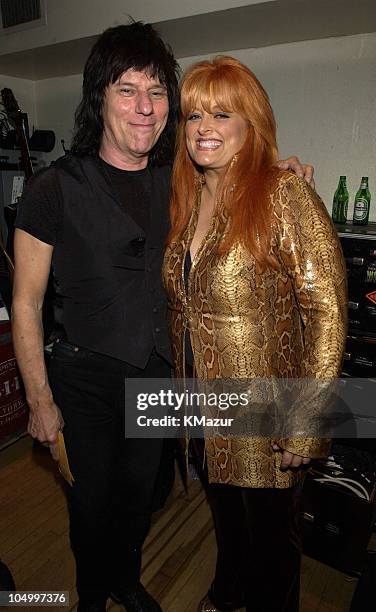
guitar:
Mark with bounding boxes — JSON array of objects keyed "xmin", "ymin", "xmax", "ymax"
[
  {"xmin": 0, "ymin": 90, "xmax": 56, "ymax": 342},
  {"xmin": 0, "ymin": 90, "xmax": 31, "ymax": 441},
  {"xmin": 1, "ymin": 87, "xmax": 34, "ymax": 180},
  {"xmin": 0, "ymin": 88, "xmax": 34, "ymax": 262}
]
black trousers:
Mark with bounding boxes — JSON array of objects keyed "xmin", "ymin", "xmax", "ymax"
[
  {"xmin": 191, "ymin": 441, "xmax": 302, "ymax": 612},
  {"xmin": 49, "ymin": 341, "xmax": 171, "ymax": 604}
]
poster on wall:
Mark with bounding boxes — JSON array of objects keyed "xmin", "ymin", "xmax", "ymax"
[{"xmin": 0, "ymin": 320, "xmax": 28, "ymax": 450}]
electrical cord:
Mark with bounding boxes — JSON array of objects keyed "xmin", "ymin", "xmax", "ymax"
[
  {"xmin": 314, "ymin": 448, "xmax": 376, "ymax": 496},
  {"xmin": 311, "ymin": 464, "xmax": 371, "ymax": 499},
  {"xmin": 313, "ymin": 475, "xmax": 370, "ymax": 501}
]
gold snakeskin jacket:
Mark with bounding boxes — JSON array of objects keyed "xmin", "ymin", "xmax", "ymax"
[{"xmin": 163, "ymin": 172, "xmax": 348, "ymax": 488}]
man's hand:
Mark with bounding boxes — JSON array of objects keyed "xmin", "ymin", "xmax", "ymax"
[
  {"xmin": 28, "ymin": 398, "xmax": 64, "ymax": 461},
  {"xmin": 275, "ymin": 156, "xmax": 315, "ymax": 189},
  {"xmin": 272, "ymin": 443, "xmax": 311, "ymax": 469}
]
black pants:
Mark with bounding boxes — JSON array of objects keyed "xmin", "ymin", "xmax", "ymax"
[
  {"xmin": 49, "ymin": 341, "xmax": 171, "ymax": 604},
  {"xmin": 191, "ymin": 441, "xmax": 302, "ymax": 612},
  {"xmin": 207, "ymin": 484, "xmax": 302, "ymax": 612}
]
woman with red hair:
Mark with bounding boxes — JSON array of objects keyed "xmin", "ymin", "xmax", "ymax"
[{"xmin": 163, "ymin": 56, "xmax": 347, "ymax": 612}]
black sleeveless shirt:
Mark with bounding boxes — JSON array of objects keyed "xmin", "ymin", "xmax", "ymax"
[{"xmin": 16, "ymin": 154, "xmax": 172, "ymax": 367}]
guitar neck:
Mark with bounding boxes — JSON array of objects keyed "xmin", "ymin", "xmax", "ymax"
[
  {"xmin": 1, "ymin": 88, "xmax": 34, "ymax": 180},
  {"xmin": 17, "ymin": 113, "xmax": 34, "ymax": 179}
]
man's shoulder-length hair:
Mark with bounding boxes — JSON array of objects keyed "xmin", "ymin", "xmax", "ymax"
[{"xmin": 70, "ymin": 21, "xmax": 180, "ymax": 166}]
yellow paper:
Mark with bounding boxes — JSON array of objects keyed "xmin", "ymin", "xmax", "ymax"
[{"xmin": 58, "ymin": 431, "xmax": 75, "ymax": 486}]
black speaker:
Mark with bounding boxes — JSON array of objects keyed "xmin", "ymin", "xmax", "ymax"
[
  {"xmin": 28, "ymin": 129, "xmax": 55, "ymax": 152},
  {"xmin": 302, "ymin": 470, "xmax": 376, "ymax": 576},
  {"xmin": 0, "ymin": 128, "xmax": 55, "ymax": 152}
]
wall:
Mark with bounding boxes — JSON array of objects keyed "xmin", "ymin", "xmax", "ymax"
[
  {"xmin": 179, "ymin": 32, "xmax": 376, "ymax": 219},
  {"xmin": 32, "ymin": 31, "xmax": 376, "ymax": 221},
  {"xmin": 0, "ymin": 0, "xmax": 271, "ymax": 55},
  {"xmin": 35, "ymin": 74, "xmax": 82, "ymax": 160}
]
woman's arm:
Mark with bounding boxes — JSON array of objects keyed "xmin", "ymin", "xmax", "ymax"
[{"xmin": 274, "ymin": 174, "xmax": 348, "ymax": 459}]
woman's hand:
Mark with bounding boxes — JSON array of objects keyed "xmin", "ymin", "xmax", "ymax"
[
  {"xmin": 275, "ymin": 156, "xmax": 315, "ymax": 189},
  {"xmin": 272, "ymin": 443, "xmax": 311, "ymax": 469}
]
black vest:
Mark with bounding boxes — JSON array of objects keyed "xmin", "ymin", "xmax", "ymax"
[{"xmin": 52, "ymin": 155, "xmax": 172, "ymax": 367}]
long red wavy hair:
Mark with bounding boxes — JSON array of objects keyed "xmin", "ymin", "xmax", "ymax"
[{"xmin": 168, "ymin": 56, "xmax": 279, "ymax": 267}]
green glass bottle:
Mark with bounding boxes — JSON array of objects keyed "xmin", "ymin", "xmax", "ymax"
[
  {"xmin": 353, "ymin": 177, "xmax": 371, "ymax": 226},
  {"xmin": 332, "ymin": 176, "xmax": 349, "ymax": 224}
]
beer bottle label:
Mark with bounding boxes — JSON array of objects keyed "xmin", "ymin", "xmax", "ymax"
[
  {"xmin": 366, "ymin": 264, "xmax": 376, "ymax": 283},
  {"xmin": 354, "ymin": 197, "xmax": 369, "ymax": 221}
]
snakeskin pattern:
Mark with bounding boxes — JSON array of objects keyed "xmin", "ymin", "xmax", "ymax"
[{"xmin": 163, "ymin": 172, "xmax": 348, "ymax": 488}]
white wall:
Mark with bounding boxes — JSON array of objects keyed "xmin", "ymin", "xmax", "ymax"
[
  {"xmin": 0, "ymin": 0, "xmax": 272, "ymax": 55},
  {"xmin": 35, "ymin": 74, "xmax": 82, "ymax": 160},
  {"xmin": 179, "ymin": 32, "xmax": 376, "ymax": 220},
  {"xmin": 32, "ymin": 31, "xmax": 376, "ymax": 221}
]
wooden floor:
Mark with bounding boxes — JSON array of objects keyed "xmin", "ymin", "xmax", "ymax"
[{"xmin": 0, "ymin": 438, "xmax": 359, "ymax": 612}]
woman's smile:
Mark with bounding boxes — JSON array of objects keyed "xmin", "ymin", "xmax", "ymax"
[{"xmin": 185, "ymin": 106, "xmax": 248, "ymax": 173}]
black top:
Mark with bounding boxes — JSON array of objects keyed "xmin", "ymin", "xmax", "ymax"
[
  {"xmin": 16, "ymin": 158, "xmax": 152, "ymax": 244},
  {"xmin": 16, "ymin": 168, "xmax": 62, "ymax": 246},
  {"xmin": 99, "ymin": 158, "xmax": 150, "ymax": 233},
  {"xmin": 15, "ymin": 154, "xmax": 172, "ymax": 367}
]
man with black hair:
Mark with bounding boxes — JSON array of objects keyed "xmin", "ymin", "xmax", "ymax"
[
  {"xmin": 13, "ymin": 22, "xmax": 178, "ymax": 612},
  {"xmin": 12, "ymin": 21, "xmax": 313, "ymax": 612}
]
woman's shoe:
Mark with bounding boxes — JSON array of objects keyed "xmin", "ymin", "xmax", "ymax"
[
  {"xmin": 110, "ymin": 583, "xmax": 162, "ymax": 611},
  {"xmin": 198, "ymin": 594, "xmax": 221, "ymax": 612},
  {"xmin": 197, "ymin": 593, "xmax": 245, "ymax": 612}
]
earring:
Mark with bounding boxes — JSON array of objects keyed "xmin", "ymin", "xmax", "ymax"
[{"xmin": 230, "ymin": 153, "xmax": 239, "ymax": 168}]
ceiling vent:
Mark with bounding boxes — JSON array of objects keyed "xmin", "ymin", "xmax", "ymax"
[{"xmin": 0, "ymin": 0, "xmax": 46, "ymax": 32}]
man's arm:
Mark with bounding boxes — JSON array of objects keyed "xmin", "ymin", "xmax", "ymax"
[
  {"xmin": 276, "ymin": 156, "xmax": 315, "ymax": 188},
  {"xmin": 12, "ymin": 228, "xmax": 63, "ymax": 460}
]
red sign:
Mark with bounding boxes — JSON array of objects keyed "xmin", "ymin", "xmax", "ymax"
[
  {"xmin": 0, "ymin": 321, "xmax": 28, "ymax": 449},
  {"xmin": 366, "ymin": 290, "xmax": 376, "ymax": 306}
]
